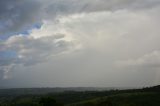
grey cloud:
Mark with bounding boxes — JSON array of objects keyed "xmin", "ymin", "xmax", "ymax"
[
  {"xmin": 0, "ymin": 0, "xmax": 42, "ymax": 37},
  {"xmin": 0, "ymin": 34, "xmax": 74, "ymax": 78},
  {"xmin": 1, "ymin": 0, "xmax": 160, "ymax": 37},
  {"xmin": 8, "ymin": 35, "xmax": 72, "ymax": 64},
  {"xmin": 45, "ymin": 0, "xmax": 160, "ymax": 16},
  {"xmin": 116, "ymin": 51, "xmax": 160, "ymax": 68}
]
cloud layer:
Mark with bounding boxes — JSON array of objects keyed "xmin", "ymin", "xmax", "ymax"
[
  {"xmin": 0, "ymin": 0, "xmax": 160, "ymax": 87},
  {"xmin": 1, "ymin": 0, "xmax": 160, "ymax": 37}
]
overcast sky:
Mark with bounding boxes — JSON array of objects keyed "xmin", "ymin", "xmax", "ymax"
[{"xmin": 0, "ymin": 0, "xmax": 160, "ymax": 88}]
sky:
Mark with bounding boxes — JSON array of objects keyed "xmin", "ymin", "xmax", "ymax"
[{"xmin": 0, "ymin": 0, "xmax": 160, "ymax": 88}]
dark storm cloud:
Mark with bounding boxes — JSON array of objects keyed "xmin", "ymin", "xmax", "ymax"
[
  {"xmin": 0, "ymin": 0, "xmax": 42, "ymax": 37},
  {"xmin": 1, "ymin": 0, "xmax": 160, "ymax": 37}
]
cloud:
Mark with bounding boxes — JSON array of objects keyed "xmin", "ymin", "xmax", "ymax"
[
  {"xmin": 0, "ymin": 0, "xmax": 43, "ymax": 38},
  {"xmin": 6, "ymin": 35, "xmax": 73, "ymax": 64},
  {"xmin": 1, "ymin": 0, "xmax": 160, "ymax": 38},
  {"xmin": 0, "ymin": 0, "xmax": 160, "ymax": 87},
  {"xmin": 0, "ymin": 21, "xmax": 80, "ymax": 79},
  {"xmin": 45, "ymin": 0, "xmax": 160, "ymax": 14},
  {"xmin": 116, "ymin": 51, "xmax": 160, "ymax": 68}
]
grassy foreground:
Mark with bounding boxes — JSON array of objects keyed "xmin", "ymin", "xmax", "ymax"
[{"xmin": 67, "ymin": 92, "xmax": 160, "ymax": 106}]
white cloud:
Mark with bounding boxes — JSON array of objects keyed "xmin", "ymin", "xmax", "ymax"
[
  {"xmin": 0, "ymin": 21, "xmax": 81, "ymax": 78},
  {"xmin": 116, "ymin": 50, "xmax": 160, "ymax": 68}
]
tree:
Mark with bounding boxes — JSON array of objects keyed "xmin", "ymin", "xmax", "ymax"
[{"xmin": 39, "ymin": 96, "xmax": 56, "ymax": 106}]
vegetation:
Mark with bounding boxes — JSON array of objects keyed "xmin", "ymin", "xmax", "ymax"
[
  {"xmin": 0, "ymin": 85, "xmax": 159, "ymax": 106},
  {"xmin": 67, "ymin": 92, "xmax": 160, "ymax": 106}
]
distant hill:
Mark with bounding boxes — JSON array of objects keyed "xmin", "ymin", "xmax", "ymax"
[
  {"xmin": 142, "ymin": 85, "xmax": 160, "ymax": 92},
  {"xmin": 0, "ymin": 87, "xmax": 115, "ymax": 96},
  {"xmin": 0, "ymin": 85, "xmax": 159, "ymax": 96}
]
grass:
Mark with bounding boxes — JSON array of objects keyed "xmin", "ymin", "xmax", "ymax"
[{"xmin": 66, "ymin": 92, "xmax": 160, "ymax": 106}]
